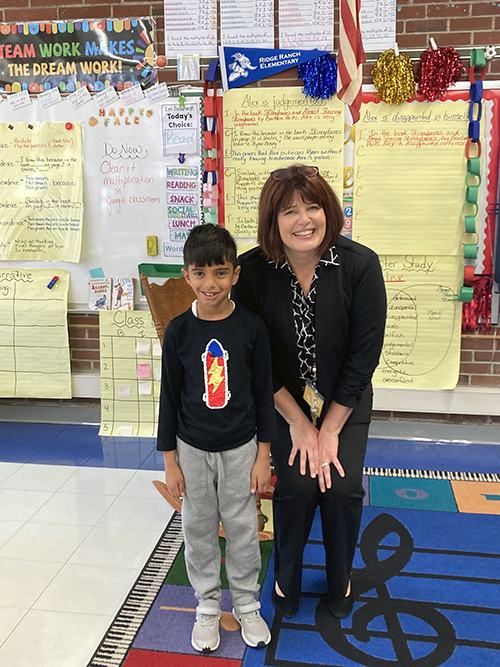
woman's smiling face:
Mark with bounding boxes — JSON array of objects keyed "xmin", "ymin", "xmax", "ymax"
[{"xmin": 277, "ymin": 193, "xmax": 326, "ymax": 259}]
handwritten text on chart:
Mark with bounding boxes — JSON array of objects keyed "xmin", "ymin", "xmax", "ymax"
[
  {"xmin": 374, "ymin": 255, "xmax": 462, "ymax": 390},
  {"xmin": 223, "ymin": 88, "xmax": 345, "ymax": 239},
  {"xmin": 353, "ymin": 101, "xmax": 470, "ymax": 256},
  {"xmin": 0, "ymin": 122, "xmax": 83, "ymax": 262},
  {"xmin": 99, "ymin": 140, "xmax": 160, "ymax": 216}
]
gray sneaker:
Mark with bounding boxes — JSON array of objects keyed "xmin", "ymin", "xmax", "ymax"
[
  {"xmin": 233, "ymin": 608, "xmax": 271, "ymax": 648},
  {"xmin": 191, "ymin": 611, "xmax": 221, "ymax": 652}
]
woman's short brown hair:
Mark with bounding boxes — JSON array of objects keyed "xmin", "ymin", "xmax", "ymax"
[{"xmin": 257, "ymin": 165, "xmax": 344, "ymax": 263}]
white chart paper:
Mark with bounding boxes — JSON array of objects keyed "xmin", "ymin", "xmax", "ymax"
[
  {"xmin": 165, "ymin": 0, "xmax": 218, "ymax": 57},
  {"xmin": 220, "ymin": 0, "xmax": 275, "ymax": 48},
  {"xmin": 361, "ymin": 0, "xmax": 397, "ymax": 52},
  {"xmin": 279, "ymin": 0, "xmax": 334, "ymax": 51}
]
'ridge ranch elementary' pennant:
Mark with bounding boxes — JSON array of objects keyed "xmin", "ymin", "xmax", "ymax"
[{"xmin": 219, "ymin": 46, "xmax": 330, "ymax": 91}]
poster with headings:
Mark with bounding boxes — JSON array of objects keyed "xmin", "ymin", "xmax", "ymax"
[
  {"xmin": 0, "ymin": 122, "xmax": 83, "ymax": 262},
  {"xmin": 0, "ymin": 268, "xmax": 71, "ymax": 398}
]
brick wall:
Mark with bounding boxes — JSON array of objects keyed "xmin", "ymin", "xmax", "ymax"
[
  {"xmin": 1, "ymin": 1, "xmax": 499, "ymax": 406},
  {"xmin": 68, "ymin": 314, "xmax": 100, "ymax": 373}
]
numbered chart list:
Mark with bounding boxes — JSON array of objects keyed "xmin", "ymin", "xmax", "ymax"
[{"xmin": 99, "ymin": 310, "xmax": 162, "ymax": 437}]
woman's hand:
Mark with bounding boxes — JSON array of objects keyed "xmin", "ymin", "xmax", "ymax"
[
  {"xmin": 317, "ymin": 428, "xmax": 345, "ymax": 492},
  {"xmin": 288, "ymin": 419, "xmax": 320, "ymax": 477}
]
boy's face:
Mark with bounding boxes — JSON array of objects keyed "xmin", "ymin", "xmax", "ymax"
[{"xmin": 182, "ymin": 260, "xmax": 240, "ymax": 315}]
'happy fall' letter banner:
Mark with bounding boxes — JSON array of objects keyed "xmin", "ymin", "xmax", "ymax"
[{"xmin": 0, "ymin": 122, "xmax": 83, "ymax": 262}]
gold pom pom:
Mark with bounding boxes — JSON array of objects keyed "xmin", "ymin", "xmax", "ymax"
[{"xmin": 372, "ymin": 50, "xmax": 416, "ymax": 104}]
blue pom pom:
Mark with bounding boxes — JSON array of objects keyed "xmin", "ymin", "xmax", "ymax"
[{"xmin": 298, "ymin": 54, "xmax": 338, "ymax": 100}]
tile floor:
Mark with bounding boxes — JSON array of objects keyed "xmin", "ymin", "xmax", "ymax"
[{"xmin": 1, "ymin": 412, "xmax": 500, "ymax": 667}]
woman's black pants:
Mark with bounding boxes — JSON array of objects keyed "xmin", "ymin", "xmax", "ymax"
[{"xmin": 271, "ymin": 420, "xmax": 369, "ymax": 609}]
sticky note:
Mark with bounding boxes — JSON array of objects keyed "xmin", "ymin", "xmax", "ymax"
[
  {"xmin": 153, "ymin": 342, "xmax": 162, "ymax": 357},
  {"xmin": 89, "ymin": 267, "xmax": 105, "ymax": 278},
  {"xmin": 136, "ymin": 340, "xmax": 151, "ymax": 355},
  {"xmin": 154, "ymin": 366, "xmax": 162, "ymax": 381},
  {"xmin": 119, "ymin": 424, "xmax": 134, "ymax": 436},
  {"xmin": 137, "ymin": 363, "xmax": 151, "ymax": 378},
  {"xmin": 117, "ymin": 385, "xmax": 132, "ymax": 399},
  {"xmin": 139, "ymin": 381, "xmax": 152, "ymax": 395}
]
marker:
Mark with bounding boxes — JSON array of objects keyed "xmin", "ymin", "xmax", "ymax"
[{"xmin": 47, "ymin": 276, "xmax": 59, "ymax": 289}]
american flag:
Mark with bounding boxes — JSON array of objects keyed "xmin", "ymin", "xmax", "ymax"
[{"xmin": 337, "ymin": 0, "xmax": 366, "ymax": 124}]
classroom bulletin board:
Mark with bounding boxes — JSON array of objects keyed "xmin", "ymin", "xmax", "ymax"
[
  {"xmin": 0, "ymin": 94, "xmax": 202, "ymax": 309},
  {"xmin": 219, "ymin": 86, "xmax": 500, "ymax": 391}
]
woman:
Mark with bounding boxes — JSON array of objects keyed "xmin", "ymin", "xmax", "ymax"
[{"xmin": 232, "ymin": 165, "xmax": 386, "ymax": 619}]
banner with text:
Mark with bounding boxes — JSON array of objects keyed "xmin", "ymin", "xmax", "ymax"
[
  {"xmin": 0, "ymin": 18, "xmax": 157, "ymax": 93},
  {"xmin": 219, "ymin": 46, "xmax": 330, "ymax": 91}
]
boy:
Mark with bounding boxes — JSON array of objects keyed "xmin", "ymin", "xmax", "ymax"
[{"xmin": 157, "ymin": 224, "xmax": 276, "ymax": 652}]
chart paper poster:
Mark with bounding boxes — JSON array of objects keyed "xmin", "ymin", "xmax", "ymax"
[
  {"xmin": 374, "ymin": 255, "xmax": 462, "ymax": 390},
  {"xmin": 0, "ymin": 19, "xmax": 157, "ymax": 94},
  {"xmin": 222, "ymin": 87, "xmax": 344, "ymax": 239},
  {"xmin": 361, "ymin": 0, "xmax": 397, "ymax": 52},
  {"xmin": 0, "ymin": 268, "xmax": 71, "ymax": 398},
  {"xmin": 99, "ymin": 310, "xmax": 161, "ymax": 437},
  {"xmin": 220, "ymin": 0, "xmax": 274, "ymax": 48},
  {"xmin": 0, "ymin": 122, "xmax": 83, "ymax": 262},
  {"xmin": 279, "ymin": 0, "xmax": 334, "ymax": 51},
  {"xmin": 354, "ymin": 101, "xmax": 470, "ymax": 256},
  {"xmin": 165, "ymin": 0, "xmax": 217, "ymax": 57}
]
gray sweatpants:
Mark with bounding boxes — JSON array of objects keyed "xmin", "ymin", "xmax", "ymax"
[{"xmin": 177, "ymin": 437, "xmax": 262, "ymax": 615}]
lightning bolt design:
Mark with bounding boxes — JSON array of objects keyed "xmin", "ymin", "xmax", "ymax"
[{"xmin": 208, "ymin": 358, "xmax": 224, "ymax": 392}]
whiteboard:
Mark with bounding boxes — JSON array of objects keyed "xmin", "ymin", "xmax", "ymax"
[{"xmin": 0, "ymin": 91, "xmax": 203, "ymax": 309}]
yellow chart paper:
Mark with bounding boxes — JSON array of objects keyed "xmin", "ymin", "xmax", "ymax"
[
  {"xmin": 0, "ymin": 268, "xmax": 71, "ymax": 398},
  {"xmin": 354, "ymin": 101, "xmax": 470, "ymax": 255},
  {"xmin": 99, "ymin": 311, "xmax": 161, "ymax": 438},
  {"xmin": 222, "ymin": 87, "xmax": 344, "ymax": 238},
  {"xmin": 374, "ymin": 255, "xmax": 462, "ymax": 390},
  {"xmin": 0, "ymin": 122, "xmax": 83, "ymax": 262}
]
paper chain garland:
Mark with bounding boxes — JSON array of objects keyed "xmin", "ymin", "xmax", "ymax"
[
  {"xmin": 459, "ymin": 49, "xmax": 486, "ymax": 304},
  {"xmin": 203, "ymin": 60, "xmax": 219, "ymax": 225}
]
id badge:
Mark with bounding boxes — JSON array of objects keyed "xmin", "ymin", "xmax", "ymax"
[{"xmin": 303, "ymin": 381, "xmax": 325, "ymax": 426}]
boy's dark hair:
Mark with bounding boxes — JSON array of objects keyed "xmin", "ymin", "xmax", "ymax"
[{"xmin": 183, "ymin": 224, "xmax": 238, "ymax": 269}]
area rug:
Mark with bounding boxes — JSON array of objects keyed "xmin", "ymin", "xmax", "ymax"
[{"xmin": 87, "ymin": 468, "xmax": 500, "ymax": 667}]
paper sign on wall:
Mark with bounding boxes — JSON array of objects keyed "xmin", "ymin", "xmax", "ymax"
[{"xmin": 0, "ymin": 122, "xmax": 83, "ymax": 262}]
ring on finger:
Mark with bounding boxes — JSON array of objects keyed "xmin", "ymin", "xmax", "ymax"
[{"xmin": 321, "ymin": 462, "xmax": 329, "ymax": 468}]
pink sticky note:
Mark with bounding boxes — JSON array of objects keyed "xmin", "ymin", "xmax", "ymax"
[{"xmin": 137, "ymin": 363, "xmax": 151, "ymax": 378}]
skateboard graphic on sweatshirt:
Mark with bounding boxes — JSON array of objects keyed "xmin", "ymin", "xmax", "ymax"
[{"xmin": 202, "ymin": 338, "xmax": 230, "ymax": 409}]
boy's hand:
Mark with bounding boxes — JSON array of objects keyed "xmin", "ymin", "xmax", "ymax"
[
  {"xmin": 166, "ymin": 463, "xmax": 185, "ymax": 498},
  {"xmin": 163, "ymin": 451, "xmax": 186, "ymax": 498},
  {"xmin": 251, "ymin": 457, "xmax": 271, "ymax": 495}
]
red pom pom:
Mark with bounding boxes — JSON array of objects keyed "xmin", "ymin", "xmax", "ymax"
[
  {"xmin": 462, "ymin": 275, "xmax": 493, "ymax": 332},
  {"xmin": 418, "ymin": 47, "xmax": 466, "ymax": 102}
]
